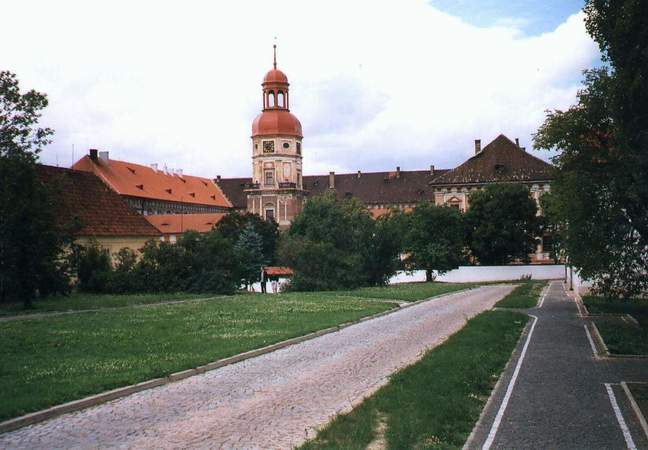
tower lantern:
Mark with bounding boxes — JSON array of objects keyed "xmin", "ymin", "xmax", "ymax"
[{"xmin": 248, "ymin": 46, "xmax": 304, "ymax": 227}]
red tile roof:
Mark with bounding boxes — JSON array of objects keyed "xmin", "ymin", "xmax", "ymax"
[
  {"xmin": 144, "ymin": 213, "xmax": 226, "ymax": 234},
  {"xmin": 73, "ymin": 155, "xmax": 231, "ymax": 208},
  {"xmin": 37, "ymin": 165, "xmax": 161, "ymax": 237},
  {"xmin": 431, "ymin": 135, "xmax": 554, "ymax": 185},
  {"xmin": 216, "ymin": 169, "xmax": 448, "ymax": 209},
  {"xmin": 264, "ymin": 266, "xmax": 293, "ymax": 277}
]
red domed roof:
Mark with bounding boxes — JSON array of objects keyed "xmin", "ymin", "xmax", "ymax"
[
  {"xmin": 252, "ymin": 110, "xmax": 302, "ymax": 137},
  {"xmin": 263, "ymin": 68, "xmax": 289, "ymax": 84}
]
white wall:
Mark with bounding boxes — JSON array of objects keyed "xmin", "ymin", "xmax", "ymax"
[
  {"xmin": 565, "ymin": 266, "xmax": 593, "ymax": 296},
  {"xmin": 389, "ymin": 265, "xmax": 566, "ymax": 284}
]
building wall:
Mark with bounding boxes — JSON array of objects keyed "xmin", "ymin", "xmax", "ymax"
[{"xmin": 76, "ymin": 236, "xmax": 158, "ymax": 258}]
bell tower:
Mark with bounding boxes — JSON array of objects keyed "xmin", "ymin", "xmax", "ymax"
[{"xmin": 248, "ymin": 45, "xmax": 305, "ymax": 227}]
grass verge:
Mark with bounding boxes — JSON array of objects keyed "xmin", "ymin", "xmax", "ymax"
[
  {"xmin": 0, "ymin": 292, "xmax": 222, "ymax": 316},
  {"xmin": 495, "ymin": 281, "xmax": 546, "ymax": 309},
  {"xmin": 299, "ymin": 310, "xmax": 528, "ymax": 450},
  {"xmin": 585, "ymin": 296, "xmax": 648, "ymax": 355},
  {"xmin": 344, "ymin": 282, "xmax": 475, "ymax": 302},
  {"xmin": 0, "ymin": 292, "xmax": 394, "ymax": 422},
  {"xmin": 628, "ymin": 383, "xmax": 648, "ymax": 424}
]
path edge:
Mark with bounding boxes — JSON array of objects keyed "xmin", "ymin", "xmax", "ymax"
[{"xmin": 0, "ymin": 287, "xmax": 478, "ymax": 435}]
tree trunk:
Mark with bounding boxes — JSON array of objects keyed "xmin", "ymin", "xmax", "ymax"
[{"xmin": 426, "ymin": 269, "xmax": 433, "ymax": 282}]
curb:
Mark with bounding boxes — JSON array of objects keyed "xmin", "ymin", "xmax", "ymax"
[
  {"xmin": 621, "ymin": 382, "xmax": 648, "ymax": 441},
  {"xmin": 0, "ymin": 287, "xmax": 478, "ymax": 435}
]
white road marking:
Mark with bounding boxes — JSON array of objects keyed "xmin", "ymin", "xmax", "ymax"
[
  {"xmin": 482, "ymin": 314, "xmax": 538, "ymax": 450},
  {"xmin": 605, "ymin": 383, "xmax": 637, "ymax": 450},
  {"xmin": 537, "ymin": 284, "xmax": 549, "ymax": 308},
  {"xmin": 584, "ymin": 324, "xmax": 598, "ymax": 357}
]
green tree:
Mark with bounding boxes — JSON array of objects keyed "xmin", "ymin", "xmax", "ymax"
[
  {"xmin": 533, "ymin": 0, "xmax": 648, "ymax": 296},
  {"xmin": 404, "ymin": 204, "xmax": 464, "ymax": 281},
  {"xmin": 464, "ymin": 184, "xmax": 539, "ymax": 265},
  {"xmin": 215, "ymin": 211, "xmax": 279, "ymax": 264},
  {"xmin": 280, "ymin": 192, "xmax": 399, "ymax": 290},
  {"xmin": 234, "ymin": 223, "xmax": 267, "ymax": 288},
  {"xmin": 0, "ymin": 70, "xmax": 63, "ymax": 307}
]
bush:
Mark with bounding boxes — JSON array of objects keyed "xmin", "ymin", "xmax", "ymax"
[{"xmin": 76, "ymin": 239, "xmax": 112, "ymax": 292}]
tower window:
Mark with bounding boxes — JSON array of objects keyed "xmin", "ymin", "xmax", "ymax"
[
  {"xmin": 263, "ymin": 141, "xmax": 275, "ymax": 153},
  {"xmin": 268, "ymin": 91, "xmax": 276, "ymax": 108},
  {"xmin": 282, "ymin": 142, "xmax": 290, "ymax": 149},
  {"xmin": 264, "ymin": 169, "xmax": 275, "ymax": 186},
  {"xmin": 296, "ymin": 142, "xmax": 302, "ymax": 155},
  {"xmin": 277, "ymin": 91, "xmax": 285, "ymax": 108}
]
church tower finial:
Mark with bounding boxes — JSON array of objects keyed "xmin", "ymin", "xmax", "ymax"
[{"xmin": 273, "ymin": 43, "xmax": 277, "ymax": 69}]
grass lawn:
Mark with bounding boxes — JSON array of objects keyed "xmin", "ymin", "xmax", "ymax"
[
  {"xmin": 0, "ymin": 292, "xmax": 395, "ymax": 422},
  {"xmin": 495, "ymin": 281, "xmax": 546, "ymax": 309},
  {"xmin": 585, "ymin": 296, "xmax": 648, "ymax": 355},
  {"xmin": 299, "ymin": 310, "xmax": 528, "ymax": 450},
  {"xmin": 628, "ymin": 383, "xmax": 648, "ymax": 423},
  {"xmin": 344, "ymin": 282, "xmax": 475, "ymax": 302},
  {"xmin": 0, "ymin": 292, "xmax": 222, "ymax": 316}
]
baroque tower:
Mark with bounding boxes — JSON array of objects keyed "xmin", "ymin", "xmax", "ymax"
[{"xmin": 248, "ymin": 45, "xmax": 304, "ymax": 227}]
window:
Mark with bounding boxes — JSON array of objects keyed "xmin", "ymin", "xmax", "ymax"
[
  {"xmin": 263, "ymin": 140, "xmax": 275, "ymax": 153},
  {"xmin": 277, "ymin": 91, "xmax": 285, "ymax": 108},
  {"xmin": 296, "ymin": 142, "xmax": 301, "ymax": 155},
  {"xmin": 283, "ymin": 142, "xmax": 290, "ymax": 149},
  {"xmin": 283, "ymin": 162, "xmax": 291, "ymax": 179},
  {"xmin": 265, "ymin": 208, "xmax": 275, "ymax": 221},
  {"xmin": 264, "ymin": 169, "xmax": 275, "ymax": 186},
  {"xmin": 268, "ymin": 91, "xmax": 276, "ymax": 108},
  {"xmin": 297, "ymin": 169, "xmax": 302, "ymax": 188}
]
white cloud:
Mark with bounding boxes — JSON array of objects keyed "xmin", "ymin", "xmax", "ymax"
[{"xmin": 1, "ymin": 0, "xmax": 599, "ymax": 177}]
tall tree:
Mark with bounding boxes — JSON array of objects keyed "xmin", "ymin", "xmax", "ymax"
[
  {"xmin": 404, "ymin": 204, "xmax": 464, "ymax": 281},
  {"xmin": 464, "ymin": 184, "xmax": 539, "ymax": 265},
  {"xmin": 234, "ymin": 223, "xmax": 267, "ymax": 288},
  {"xmin": 534, "ymin": 1, "xmax": 648, "ymax": 296},
  {"xmin": 215, "ymin": 211, "xmax": 278, "ymax": 264},
  {"xmin": 0, "ymin": 71, "xmax": 61, "ymax": 307}
]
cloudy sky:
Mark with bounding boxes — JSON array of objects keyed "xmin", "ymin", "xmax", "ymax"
[{"xmin": 3, "ymin": 0, "xmax": 598, "ymax": 177}]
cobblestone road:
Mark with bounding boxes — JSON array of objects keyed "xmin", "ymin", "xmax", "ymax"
[{"xmin": 0, "ymin": 285, "xmax": 514, "ymax": 450}]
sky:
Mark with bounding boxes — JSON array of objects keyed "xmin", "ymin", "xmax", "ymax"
[{"xmin": 2, "ymin": 0, "xmax": 598, "ymax": 178}]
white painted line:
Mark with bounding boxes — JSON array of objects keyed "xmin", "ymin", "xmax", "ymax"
[
  {"xmin": 621, "ymin": 382, "xmax": 648, "ymax": 441},
  {"xmin": 482, "ymin": 314, "xmax": 538, "ymax": 450},
  {"xmin": 605, "ymin": 383, "xmax": 637, "ymax": 450},
  {"xmin": 537, "ymin": 285, "xmax": 549, "ymax": 308},
  {"xmin": 584, "ymin": 324, "xmax": 598, "ymax": 357}
]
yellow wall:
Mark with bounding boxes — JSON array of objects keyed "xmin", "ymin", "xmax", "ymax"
[{"xmin": 76, "ymin": 236, "xmax": 159, "ymax": 259}]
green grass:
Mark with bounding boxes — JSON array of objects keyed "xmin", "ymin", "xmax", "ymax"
[
  {"xmin": 300, "ymin": 310, "xmax": 528, "ymax": 450},
  {"xmin": 344, "ymin": 282, "xmax": 475, "ymax": 302},
  {"xmin": 0, "ymin": 292, "xmax": 223, "ymax": 316},
  {"xmin": 495, "ymin": 281, "xmax": 546, "ymax": 309},
  {"xmin": 585, "ymin": 296, "xmax": 648, "ymax": 355},
  {"xmin": 0, "ymin": 292, "xmax": 395, "ymax": 421}
]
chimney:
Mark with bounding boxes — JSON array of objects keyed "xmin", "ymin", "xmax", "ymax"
[
  {"xmin": 396, "ymin": 166, "xmax": 401, "ymax": 178},
  {"xmin": 357, "ymin": 170, "xmax": 361, "ymax": 179},
  {"xmin": 329, "ymin": 171, "xmax": 335, "ymax": 189},
  {"xmin": 474, "ymin": 139, "xmax": 481, "ymax": 154},
  {"xmin": 177, "ymin": 169, "xmax": 183, "ymax": 176},
  {"xmin": 430, "ymin": 164, "xmax": 435, "ymax": 176},
  {"xmin": 98, "ymin": 151, "xmax": 109, "ymax": 162},
  {"xmin": 89, "ymin": 149, "xmax": 98, "ymax": 160},
  {"xmin": 515, "ymin": 138, "xmax": 520, "ymax": 147},
  {"xmin": 150, "ymin": 163, "xmax": 158, "ymax": 172},
  {"xmin": 216, "ymin": 175, "xmax": 221, "ymax": 182}
]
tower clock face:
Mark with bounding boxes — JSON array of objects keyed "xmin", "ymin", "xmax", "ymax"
[{"xmin": 263, "ymin": 141, "xmax": 275, "ymax": 153}]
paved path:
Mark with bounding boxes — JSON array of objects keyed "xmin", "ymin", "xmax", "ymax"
[
  {"xmin": 0, "ymin": 285, "xmax": 514, "ymax": 450},
  {"xmin": 468, "ymin": 281, "xmax": 648, "ymax": 450}
]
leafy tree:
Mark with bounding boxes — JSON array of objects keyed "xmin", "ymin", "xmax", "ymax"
[
  {"xmin": 280, "ymin": 192, "xmax": 400, "ymax": 290},
  {"xmin": 234, "ymin": 223, "xmax": 267, "ymax": 288},
  {"xmin": 76, "ymin": 238, "xmax": 112, "ymax": 292},
  {"xmin": 464, "ymin": 184, "xmax": 539, "ymax": 265},
  {"xmin": 533, "ymin": 1, "xmax": 648, "ymax": 296},
  {"xmin": 361, "ymin": 212, "xmax": 405, "ymax": 286},
  {"xmin": 216, "ymin": 211, "xmax": 279, "ymax": 264},
  {"xmin": 0, "ymin": 70, "xmax": 65, "ymax": 307},
  {"xmin": 404, "ymin": 204, "xmax": 464, "ymax": 281}
]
